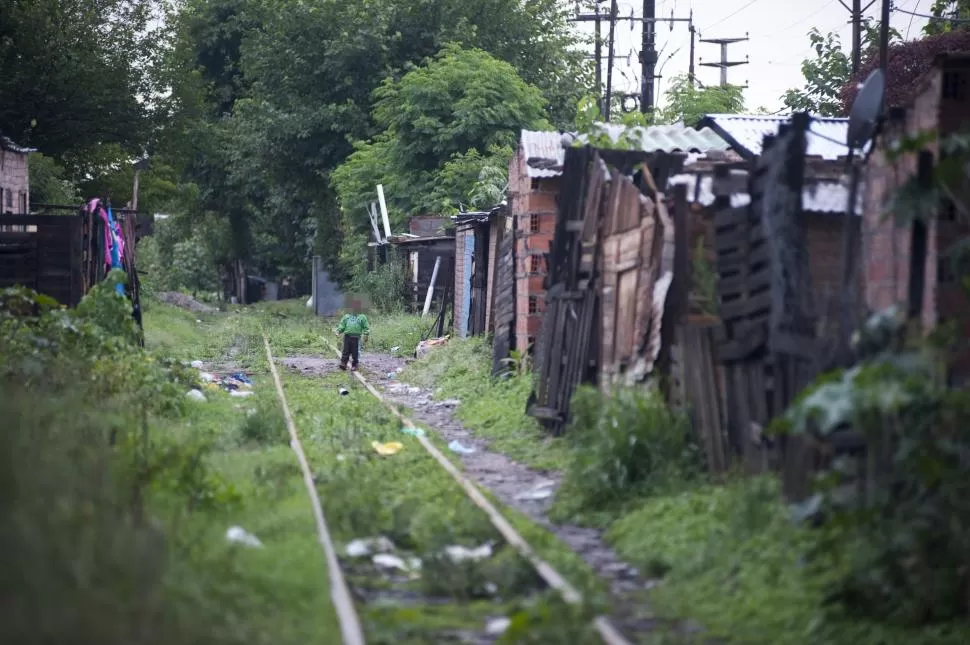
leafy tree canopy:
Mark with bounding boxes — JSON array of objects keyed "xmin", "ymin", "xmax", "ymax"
[
  {"xmin": 923, "ymin": 1, "xmax": 970, "ymax": 37},
  {"xmin": 332, "ymin": 45, "xmax": 549, "ymax": 278},
  {"xmin": 841, "ymin": 29, "xmax": 970, "ymax": 113},
  {"xmin": 660, "ymin": 75, "xmax": 746, "ymax": 125},
  {"xmin": 781, "ymin": 21, "xmax": 897, "ymax": 117}
]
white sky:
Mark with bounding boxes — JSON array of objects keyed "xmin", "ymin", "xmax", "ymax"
[{"xmin": 571, "ymin": 0, "xmax": 933, "ymax": 113}]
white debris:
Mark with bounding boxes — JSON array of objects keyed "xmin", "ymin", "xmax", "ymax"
[
  {"xmin": 199, "ymin": 371, "xmax": 216, "ymax": 383},
  {"xmin": 485, "ymin": 616, "xmax": 509, "ymax": 633},
  {"xmin": 226, "ymin": 526, "xmax": 263, "ymax": 548},
  {"xmin": 306, "ymin": 296, "xmax": 313, "ymax": 308},
  {"xmin": 230, "ymin": 390, "xmax": 254, "ymax": 398},
  {"xmin": 190, "ymin": 360, "xmax": 204, "ymax": 369},
  {"xmin": 185, "ymin": 389, "xmax": 207, "ymax": 402},
  {"xmin": 390, "ymin": 346, "xmax": 401, "ymax": 353},
  {"xmin": 443, "ymin": 543, "xmax": 493, "ymax": 564},
  {"xmin": 338, "ymin": 387, "xmax": 349, "ymax": 396},
  {"xmin": 345, "ymin": 536, "xmax": 396, "ymax": 558},
  {"xmin": 515, "ymin": 480, "xmax": 557, "ymax": 501},
  {"xmin": 448, "ymin": 440, "xmax": 476, "ymax": 455}
]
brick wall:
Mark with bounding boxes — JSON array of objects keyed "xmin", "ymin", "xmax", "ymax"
[
  {"xmin": 863, "ymin": 70, "xmax": 941, "ymax": 331},
  {"xmin": 510, "ymin": 142, "xmax": 560, "ymax": 353},
  {"xmin": 0, "ymin": 150, "xmax": 30, "ymax": 214},
  {"xmin": 803, "ymin": 213, "xmax": 857, "ymax": 330}
]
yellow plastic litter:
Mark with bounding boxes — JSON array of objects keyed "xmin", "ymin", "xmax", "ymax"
[{"xmin": 371, "ymin": 441, "xmax": 403, "ymax": 456}]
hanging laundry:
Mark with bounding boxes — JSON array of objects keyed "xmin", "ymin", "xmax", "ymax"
[{"xmin": 105, "ymin": 205, "xmax": 125, "ymax": 294}]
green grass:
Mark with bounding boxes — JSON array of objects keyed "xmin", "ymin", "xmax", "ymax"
[
  {"xmin": 403, "ymin": 337, "xmax": 570, "ymax": 472},
  {"xmin": 142, "ymin": 299, "xmax": 610, "ymax": 641},
  {"xmin": 605, "ymin": 476, "xmax": 970, "ymax": 645}
]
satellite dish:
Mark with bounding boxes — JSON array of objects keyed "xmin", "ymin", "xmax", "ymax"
[{"xmin": 846, "ymin": 68, "xmax": 885, "ymax": 150}]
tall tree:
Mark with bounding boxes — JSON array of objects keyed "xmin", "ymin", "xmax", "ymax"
[
  {"xmin": 923, "ymin": 1, "xmax": 970, "ymax": 36},
  {"xmin": 0, "ymin": 0, "xmax": 166, "ymax": 169},
  {"xmin": 331, "ymin": 45, "xmax": 549, "ymax": 276},
  {"xmin": 781, "ymin": 22, "xmax": 896, "ymax": 117},
  {"xmin": 660, "ymin": 75, "xmax": 745, "ymax": 125}
]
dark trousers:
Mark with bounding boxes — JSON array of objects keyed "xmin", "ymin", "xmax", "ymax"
[{"xmin": 340, "ymin": 334, "xmax": 360, "ymax": 368}]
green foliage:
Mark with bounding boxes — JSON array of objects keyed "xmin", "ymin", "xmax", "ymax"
[
  {"xmin": 0, "ymin": 0, "xmax": 162, "ymax": 168},
  {"xmin": 923, "ymin": 1, "xmax": 970, "ymax": 37},
  {"xmin": 782, "ymin": 23, "xmax": 899, "ymax": 117},
  {"xmin": 27, "ymin": 153, "xmax": 79, "ymax": 206},
  {"xmin": 554, "ymin": 386, "xmax": 699, "ymax": 519},
  {"xmin": 332, "ymin": 45, "xmax": 547, "ymax": 270},
  {"xmin": 348, "ymin": 257, "xmax": 411, "ymax": 314},
  {"xmin": 660, "ymin": 74, "xmax": 745, "ymax": 125}
]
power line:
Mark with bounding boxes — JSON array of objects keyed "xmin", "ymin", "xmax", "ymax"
[
  {"xmin": 893, "ymin": 5, "xmax": 970, "ymax": 23},
  {"xmin": 904, "ymin": 0, "xmax": 922, "ymax": 39},
  {"xmin": 702, "ymin": 0, "xmax": 763, "ymax": 32}
]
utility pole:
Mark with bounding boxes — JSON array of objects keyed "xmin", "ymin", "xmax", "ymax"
[
  {"xmin": 699, "ymin": 35, "xmax": 749, "ymax": 86},
  {"xmin": 605, "ymin": 0, "xmax": 618, "ymax": 120},
  {"xmin": 641, "ymin": 0, "xmax": 657, "ymax": 114},
  {"xmin": 568, "ymin": 2, "xmax": 610, "ymax": 115},
  {"xmin": 839, "ymin": 0, "xmax": 876, "ymax": 74},
  {"xmin": 688, "ymin": 14, "xmax": 696, "ymax": 86},
  {"xmin": 879, "ymin": 0, "xmax": 890, "ymax": 75}
]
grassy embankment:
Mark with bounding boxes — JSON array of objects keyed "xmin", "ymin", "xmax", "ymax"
[{"xmin": 405, "ymin": 334, "xmax": 970, "ymax": 645}]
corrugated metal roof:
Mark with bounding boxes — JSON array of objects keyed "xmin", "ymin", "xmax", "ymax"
[
  {"xmin": 702, "ymin": 114, "xmax": 865, "ymax": 161},
  {"xmin": 668, "ymin": 172, "xmax": 862, "ymax": 215},
  {"xmin": 0, "ymin": 133, "xmax": 35, "ymax": 154},
  {"xmin": 520, "ymin": 124, "xmax": 731, "ymax": 178}
]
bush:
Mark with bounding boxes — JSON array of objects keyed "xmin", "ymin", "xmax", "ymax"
[{"xmin": 554, "ymin": 385, "xmax": 700, "ymax": 518}]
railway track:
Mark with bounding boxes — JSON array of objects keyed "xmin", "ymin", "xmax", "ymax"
[{"xmin": 262, "ymin": 332, "xmax": 633, "ymax": 645}]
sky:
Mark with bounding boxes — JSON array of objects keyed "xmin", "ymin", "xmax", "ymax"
[{"xmin": 570, "ymin": 0, "xmax": 935, "ymax": 114}]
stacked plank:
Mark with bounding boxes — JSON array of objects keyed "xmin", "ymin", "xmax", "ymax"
[{"xmin": 528, "ymin": 146, "xmax": 686, "ymax": 434}]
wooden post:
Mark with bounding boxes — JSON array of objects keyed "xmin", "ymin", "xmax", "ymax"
[
  {"xmin": 376, "ymin": 184, "xmax": 392, "ymax": 239},
  {"xmin": 422, "ymin": 255, "xmax": 441, "ymax": 317}
]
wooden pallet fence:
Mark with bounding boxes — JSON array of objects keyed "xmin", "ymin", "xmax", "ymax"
[
  {"xmin": 670, "ymin": 322, "xmax": 730, "ymax": 473},
  {"xmin": 0, "ymin": 215, "xmax": 85, "ymax": 306}
]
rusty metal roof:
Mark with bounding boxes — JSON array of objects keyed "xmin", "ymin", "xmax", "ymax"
[
  {"xmin": 699, "ymin": 114, "xmax": 864, "ymax": 161},
  {"xmin": 520, "ymin": 124, "xmax": 731, "ymax": 178}
]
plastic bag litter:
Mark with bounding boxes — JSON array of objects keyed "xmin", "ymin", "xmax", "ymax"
[
  {"xmin": 401, "ymin": 426, "xmax": 426, "ymax": 438},
  {"xmin": 372, "ymin": 553, "xmax": 421, "ymax": 573},
  {"xmin": 448, "ymin": 440, "xmax": 476, "ymax": 455},
  {"xmin": 230, "ymin": 390, "xmax": 254, "ymax": 398},
  {"xmin": 390, "ymin": 346, "xmax": 401, "ymax": 353},
  {"xmin": 345, "ymin": 536, "xmax": 396, "ymax": 558},
  {"xmin": 371, "ymin": 441, "xmax": 403, "ymax": 456},
  {"xmin": 515, "ymin": 480, "xmax": 556, "ymax": 501},
  {"xmin": 338, "ymin": 387, "xmax": 349, "ymax": 396},
  {"xmin": 226, "ymin": 526, "xmax": 263, "ymax": 548},
  {"xmin": 485, "ymin": 617, "xmax": 510, "ymax": 633},
  {"xmin": 185, "ymin": 389, "xmax": 207, "ymax": 402},
  {"xmin": 190, "ymin": 360, "xmax": 204, "ymax": 369},
  {"xmin": 415, "ymin": 336, "xmax": 449, "ymax": 358},
  {"xmin": 443, "ymin": 543, "xmax": 493, "ymax": 564}
]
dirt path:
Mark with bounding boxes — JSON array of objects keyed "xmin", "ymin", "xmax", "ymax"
[{"xmin": 280, "ymin": 349, "xmax": 709, "ymax": 642}]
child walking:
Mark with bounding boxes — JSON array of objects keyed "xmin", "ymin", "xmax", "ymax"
[{"xmin": 334, "ymin": 300, "xmax": 370, "ymax": 371}]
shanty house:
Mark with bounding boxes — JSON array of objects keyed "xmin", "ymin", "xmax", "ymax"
[
  {"xmin": 508, "ymin": 125, "xmax": 732, "ymax": 355},
  {"xmin": 0, "ymin": 133, "xmax": 33, "ymax": 215},
  {"xmin": 861, "ymin": 53, "xmax": 970, "ymax": 377},
  {"xmin": 684, "ymin": 114, "xmax": 864, "ymax": 326},
  {"xmin": 452, "ymin": 205, "xmax": 505, "ymax": 338}
]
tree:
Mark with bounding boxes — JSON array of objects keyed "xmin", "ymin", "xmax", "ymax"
[
  {"xmin": 0, "ymin": 0, "xmax": 166, "ymax": 171},
  {"xmin": 331, "ymin": 45, "xmax": 549, "ymax": 276},
  {"xmin": 841, "ymin": 29, "xmax": 970, "ymax": 113},
  {"xmin": 659, "ymin": 75, "xmax": 745, "ymax": 125},
  {"xmin": 923, "ymin": 1, "xmax": 970, "ymax": 36},
  {"xmin": 781, "ymin": 22, "xmax": 897, "ymax": 117}
]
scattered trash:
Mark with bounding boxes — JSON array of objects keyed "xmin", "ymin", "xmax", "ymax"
[
  {"xmin": 371, "ymin": 441, "xmax": 403, "ymax": 456},
  {"xmin": 415, "ymin": 336, "xmax": 450, "ymax": 358},
  {"xmin": 515, "ymin": 480, "xmax": 557, "ymax": 501},
  {"xmin": 448, "ymin": 440, "xmax": 476, "ymax": 455},
  {"xmin": 372, "ymin": 553, "xmax": 410, "ymax": 572},
  {"xmin": 199, "ymin": 371, "xmax": 216, "ymax": 383},
  {"xmin": 196, "ymin": 319, "xmax": 202, "ymax": 323},
  {"xmin": 190, "ymin": 360, "xmax": 204, "ymax": 369},
  {"xmin": 226, "ymin": 526, "xmax": 263, "ymax": 548},
  {"xmin": 306, "ymin": 296, "xmax": 313, "ymax": 308},
  {"xmin": 336, "ymin": 454, "xmax": 346, "ymax": 461},
  {"xmin": 185, "ymin": 389, "xmax": 207, "ymax": 402},
  {"xmin": 401, "ymin": 426, "xmax": 426, "ymax": 438},
  {"xmin": 338, "ymin": 387, "xmax": 349, "ymax": 396},
  {"xmin": 443, "ymin": 543, "xmax": 493, "ymax": 564},
  {"xmin": 390, "ymin": 346, "xmax": 401, "ymax": 353},
  {"xmin": 386, "ymin": 372, "xmax": 396, "ymax": 380},
  {"xmin": 435, "ymin": 399, "xmax": 461, "ymax": 408},
  {"xmin": 485, "ymin": 618, "xmax": 511, "ymax": 636},
  {"xmin": 230, "ymin": 390, "xmax": 254, "ymax": 398},
  {"xmin": 346, "ymin": 536, "xmax": 397, "ymax": 558},
  {"xmin": 230, "ymin": 372, "xmax": 253, "ymax": 385}
]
